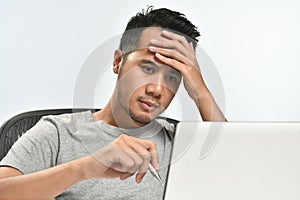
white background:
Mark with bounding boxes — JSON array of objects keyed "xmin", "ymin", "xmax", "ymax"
[{"xmin": 1, "ymin": 0, "xmax": 300, "ymax": 124}]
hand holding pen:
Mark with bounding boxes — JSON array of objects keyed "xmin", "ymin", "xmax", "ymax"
[{"xmin": 89, "ymin": 134, "xmax": 163, "ymax": 185}]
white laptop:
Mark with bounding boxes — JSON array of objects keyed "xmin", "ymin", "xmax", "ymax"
[{"xmin": 163, "ymin": 122, "xmax": 300, "ymax": 200}]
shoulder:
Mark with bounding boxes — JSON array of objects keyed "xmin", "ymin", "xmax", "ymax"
[
  {"xmin": 40, "ymin": 111, "xmax": 93, "ymax": 129},
  {"xmin": 16, "ymin": 111, "xmax": 93, "ymax": 142}
]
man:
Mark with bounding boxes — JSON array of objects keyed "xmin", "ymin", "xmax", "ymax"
[{"xmin": 0, "ymin": 7, "xmax": 226, "ymax": 199}]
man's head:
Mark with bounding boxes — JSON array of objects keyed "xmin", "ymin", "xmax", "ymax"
[
  {"xmin": 111, "ymin": 7, "xmax": 200, "ymax": 127},
  {"xmin": 119, "ymin": 6, "xmax": 200, "ymax": 55}
]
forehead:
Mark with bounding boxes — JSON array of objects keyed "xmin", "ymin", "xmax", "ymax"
[
  {"xmin": 137, "ymin": 27, "xmax": 164, "ymax": 49},
  {"xmin": 124, "ymin": 27, "xmax": 181, "ymax": 75}
]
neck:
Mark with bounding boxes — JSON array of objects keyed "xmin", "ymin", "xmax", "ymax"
[{"xmin": 92, "ymin": 100, "xmax": 117, "ymax": 126}]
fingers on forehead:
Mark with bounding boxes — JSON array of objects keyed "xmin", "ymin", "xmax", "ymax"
[{"xmin": 162, "ymin": 30, "xmax": 189, "ymax": 44}]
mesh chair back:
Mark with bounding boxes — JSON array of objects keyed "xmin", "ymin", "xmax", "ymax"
[{"xmin": 0, "ymin": 109, "xmax": 98, "ymax": 160}]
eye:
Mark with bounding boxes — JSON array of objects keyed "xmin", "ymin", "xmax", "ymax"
[
  {"xmin": 141, "ymin": 65, "xmax": 155, "ymax": 74},
  {"xmin": 166, "ymin": 75, "xmax": 178, "ymax": 83}
]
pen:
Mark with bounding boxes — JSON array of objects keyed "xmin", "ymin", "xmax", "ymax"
[{"xmin": 148, "ymin": 163, "xmax": 164, "ymax": 185}]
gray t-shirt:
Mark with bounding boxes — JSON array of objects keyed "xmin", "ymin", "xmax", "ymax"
[{"xmin": 0, "ymin": 111, "xmax": 174, "ymax": 200}]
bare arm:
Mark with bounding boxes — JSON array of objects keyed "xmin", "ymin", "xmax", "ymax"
[
  {"xmin": 188, "ymin": 72, "xmax": 227, "ymax": 121},
  {"xmin": 0, "ymin": 156, "xmax": 92, "ymax": 199},
  {"xmin": 0, "ymin": 134, "xmax": 159, "ymax": 199}
]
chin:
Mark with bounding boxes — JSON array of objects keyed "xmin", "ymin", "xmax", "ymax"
[
  {"xmin": 129, "ymin": 110, "xmax": 159, "ymax": 125},
  {"xmin": 130, "ymin": 113, "xmax": 151, "ymax": 125}
]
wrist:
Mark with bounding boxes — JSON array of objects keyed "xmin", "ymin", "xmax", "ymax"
[
  {"xmin": 185, "ymin": 71, "xmax": 210, "ymax": 102},
  {"xmin": 191, "ymin": 83, "xmax": 211, "ymax": 103},
  {"xmin": 77, "ymin": 154, "xmax": 109, "ymax": 180}
]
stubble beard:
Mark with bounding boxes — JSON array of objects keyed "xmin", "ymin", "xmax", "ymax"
[
  {"xmin": 117, "ymin": 91, "xmax": 152, "ymax": 125},
  {"xmin": 129, "ymin": 108, "xmax": 152, "ymax": 125}
]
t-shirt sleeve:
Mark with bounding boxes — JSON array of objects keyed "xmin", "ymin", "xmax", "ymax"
[{"xmin": 0, "ymin": 117, "xmax": 59, "ymax": 174}]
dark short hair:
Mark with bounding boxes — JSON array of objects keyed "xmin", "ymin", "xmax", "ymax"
[{"xmin": 119, "ymin": 6, "xmax": 200, "ymax": 54}]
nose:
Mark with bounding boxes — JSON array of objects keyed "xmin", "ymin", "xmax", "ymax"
[{"xmin": 145, "ymin": 75, "xmax": 164, "ymax": 98}]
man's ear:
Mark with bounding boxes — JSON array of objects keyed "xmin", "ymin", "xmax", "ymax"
[{"xmin": 113, "ymin": 49, "xmax": 123, "ymax": 74}]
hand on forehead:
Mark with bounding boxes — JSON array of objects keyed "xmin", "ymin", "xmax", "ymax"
[{"xmin": 132, "ymin": 27, "xmax": 183, "ymax": 74}]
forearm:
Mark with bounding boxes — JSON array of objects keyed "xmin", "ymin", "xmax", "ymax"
[
  {"xmin": 0, "ymin": 156, "xmax": 91, "ymax": 199},
  {"xmin": 193, "ymin": 77, "xmax": 227, "ymax": 122},
  {"xmin": 196, "ymin": 90, "xmax": 226, "ymax": 121}
]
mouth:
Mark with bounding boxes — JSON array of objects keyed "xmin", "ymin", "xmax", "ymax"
[{"xmin": 138, "ymin": 99, "xmax": 160, "ymax": 111}]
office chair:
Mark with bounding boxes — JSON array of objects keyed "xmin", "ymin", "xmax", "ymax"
[
  {"xmin": 0, "ymin": 109, "xmax": 178, "ymax": 161},
  {"xmin": 0, "ymin": 108, "xmax": 99, "ymax": 161}
]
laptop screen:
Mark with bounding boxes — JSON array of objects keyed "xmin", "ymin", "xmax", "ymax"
[{"xmin": 163, "ymin": 122, "xmax": 300, "ymax": 199}]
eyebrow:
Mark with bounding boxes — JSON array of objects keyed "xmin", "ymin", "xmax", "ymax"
[
  {"xmin": 141, "ymin": 59, "xmax": 181, "ymax": 77},
  {"xmin": 141, "ymin": 59, "xmax": 159, "ymax": 68}
]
